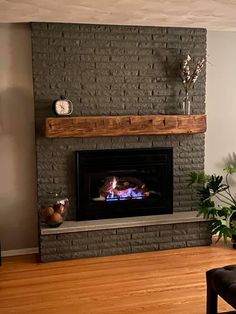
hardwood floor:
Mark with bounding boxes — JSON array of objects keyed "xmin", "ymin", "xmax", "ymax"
[{"xmin": 0, "ymin": 241, "xmax": 236, "ymax": 314}]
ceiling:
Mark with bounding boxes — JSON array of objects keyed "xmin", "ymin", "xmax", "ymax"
[{"xmin": 0, "ymin": 0, "xmax": 236, "ymax": 31}]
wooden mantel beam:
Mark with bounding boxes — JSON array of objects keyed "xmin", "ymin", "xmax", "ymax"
[{"xmin": 45, "ymin": 114, "xmax": 207, "ymax": 138}]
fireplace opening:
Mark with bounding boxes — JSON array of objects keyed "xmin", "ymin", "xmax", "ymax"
[{"xmin": 76, "ymin": 148, "xmax": 173, "ymax": 221}]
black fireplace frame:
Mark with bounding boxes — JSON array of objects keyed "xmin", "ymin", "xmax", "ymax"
[{"xmin": 76, "ymin": 148, "xmax": 173, "ymax": 221}]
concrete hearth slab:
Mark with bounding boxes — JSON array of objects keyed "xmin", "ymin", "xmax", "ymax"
[{"xmin": 41, "ymin": 211, "xmax": 206, "ymax": 235}]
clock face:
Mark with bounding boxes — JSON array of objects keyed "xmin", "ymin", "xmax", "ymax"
[{"xmin": 54, "ymin": 99, "xmax": 73, "ymax": 116}]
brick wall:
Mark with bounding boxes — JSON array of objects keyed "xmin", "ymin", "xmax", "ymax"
[
  {"xmin": 31, "ymin": 23, "xmax": 206, "ymax": 220},
  {"xmin": 40, "ymin": 221, "xmax": 211, "ymax": 262}
]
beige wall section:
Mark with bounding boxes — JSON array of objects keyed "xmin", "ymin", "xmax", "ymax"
[
  {"xmin": 0, "ymin": 24, "xmax": 37, "ymax": 250},
  {"xmin": 206, "ymin": 31, "xmax": 236, "ymax": 179}
]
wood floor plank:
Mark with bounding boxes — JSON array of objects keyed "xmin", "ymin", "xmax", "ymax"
[{"xmin": 0, "ymin": 241, "xmax": 236, "ymax": 314}]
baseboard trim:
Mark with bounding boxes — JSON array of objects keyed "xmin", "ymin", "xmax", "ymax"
[{"xmin": 2, "ymin": 247, "xmax": 39, "ymax": 257}]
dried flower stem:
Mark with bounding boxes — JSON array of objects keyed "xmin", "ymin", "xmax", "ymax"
[{"xmin": 180, "ymin": 54, "xmax": 205, "ymax": 93}]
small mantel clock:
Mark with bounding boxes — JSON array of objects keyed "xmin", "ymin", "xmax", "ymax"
[{"xmin": 53, "ymin": 96, "xmax": 73, "ymax": 116}]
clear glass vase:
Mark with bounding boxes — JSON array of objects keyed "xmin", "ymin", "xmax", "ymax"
[{"xmin": 182, "ymin": 92, "xmax": 191, "ymax": 115}]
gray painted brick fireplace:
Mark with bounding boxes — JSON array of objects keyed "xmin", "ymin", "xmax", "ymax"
[{"xmin": 31, "ymin": 22, "xmax": 210, "ymax": 262}]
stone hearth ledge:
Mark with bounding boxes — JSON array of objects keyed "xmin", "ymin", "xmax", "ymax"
[{"xmin": 41, "ymin": 211, "xmax": 206, "ymax": 235}]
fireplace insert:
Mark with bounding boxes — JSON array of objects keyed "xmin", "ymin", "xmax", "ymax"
[{"xmin": 76, "ymin": 148, "xmax": 173, "ymax": 220}]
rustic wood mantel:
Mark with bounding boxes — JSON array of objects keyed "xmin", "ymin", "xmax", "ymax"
[{"xmin": 45, "ymin": 114, "xmax": 207, "ymax": 138}]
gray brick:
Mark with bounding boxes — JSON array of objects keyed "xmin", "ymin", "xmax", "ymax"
[
  {"xmin": 31, "ymin": 23, "xmax": 48, "ymax": 30},
  {"xmin": 95, "ymin": 33, "xmax": 124, "ymax": 40},
  {"xmin": 88, "ymin": 229, "xmax": 117, "ymax": 237},
  {"xmin": 63, "ymin": 32, "xmax": 95, "ymax": 40},
  {"xmin": 111, "ymin": 26, "xmax": 139, "ymax": 33},
  {"xmin": 41, "ymin": 253, "xmax": 72, "ymax": 262},
  {"xmin": 187, "ymin": 228, "xmax": 200, "ymax": 234},
  {"xmin": 70, "ymin": 245, "xmax": 88, "ymax": 252},
  {"xmin": 156, "ymin": 236, "xmax": 173, "ymax": 243},
  {"xmin": 141, "ymin": 27, "xmax": 166, "ymax": 34},
  {"xmin": 124, "ymin": 48, "xmax": 153, "ymax": 56},
  {"xmin": 143, "ymin": 227, "xmax": 159, "ymax": 235},
  {"xmin": 132, "ymin": 231, "xmax": 157, "ymax": 239},
  {"xmin": 41, "ymin": 240, "xmax": 71, "ymax": 248},
  {"xmin": 153, "ymin": 224, "xmax": 173, "ymax": 231},
  {"xmin": 40, "ymin": 247, "xmax": 57, "ymax": 254},
  {"xmin": 40, "ymin": 235, "xmax": 57, "ymax": 241},
  {"xmin": 130, "ymin": 239, "xmax": 147, "ymax": 246},
  {"xmin": 160, "ymin": 230, "xmax": 173, "ymax": 237},
  {"xmin": 174, "ymin": 222, "xmax": 199, "ymax": 230},
  {"xmin": 167, "ymin": 42, "xmax": 182, "ymax": 49},
  {"xmin": 33, "ymin": 30, "xmax": 62, "ymax": 39},
  {"xmin": 173, "ymin": 230, "xmax": 188, "ymax": 235},
  {"xmin": 145, "ymin": 237, "xmax": 160, "ymax": 244},
  {"xmin": 88, "ymin": 242, "xmax": 117, "ymax": 250},
  {"xmin": 56, "ymin": 246, "xmax": 75, "ymax": 253},
  {"xmin": 57, "ymin": 232, "xmax": 87, "ymax": 241},
  {"xmin": 173, "ymin": 234, "xmax": 199, "ymax": 241},
  {"xmin": 186, "ymin": 238, "xmax": 212, "ymax": 247},
  {"xmin": 117, "ymin": 227, "xmax": 145, "ymax": 234},
  {"xmin": 168, "ymin": 27, "xmax": 204, "ymax": 35},
  {"xmin": 95, "ymin": 47, "xmax": 125, "ymax": 55},
  {"xmin": 132, "ymin": 244, "xmax": 159, "ymax": 253},
  {"xmin": 102, "ymin": 247, "xmax": 131, "ymax": 255},
  {"xmin": 48, "ymin": 23, "xmax": 81, "ymax": 31},
  {"xmin": 139, "ymin": 42, "xmax": 166, "ymax": 49},
  {"xmin": 160, "ymin": 242, "xmax": 186, "ymax": 250},
  {"xmin": 72, "ymin": 237, "xmax": 102, "ymax": 245},
  {"xmin": 124, "ymin": 34, "xmax": 152, "ymax": 41},
  {"xmin": 103, "ymin": 234, "xmax": 131, "ymax": 242},
  {"xmin": 72, "ymin": 250, "xmax": 102, "ymax": 258}
]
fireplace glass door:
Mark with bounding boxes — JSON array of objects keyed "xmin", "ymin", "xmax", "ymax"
[{"xmin": 76, "ymin": 148, "xmax": 173, "ymax": 220}]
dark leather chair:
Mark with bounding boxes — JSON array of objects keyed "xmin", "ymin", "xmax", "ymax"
[{"xmin": 206, "ymin": 265, "xmax": 236, "ymax": 314}]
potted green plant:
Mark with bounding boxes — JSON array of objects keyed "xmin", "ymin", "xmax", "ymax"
[{"xmin": 189, "ymin": 164, "xmax": 236, "ymax": 247}]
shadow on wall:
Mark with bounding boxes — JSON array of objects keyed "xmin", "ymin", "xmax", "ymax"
[
  {"xmin": 213, "ymin": 152, "xmax": 236, "ymax": 193},
  {"xmin": 223, "ymin": 152, "xmax": 236, "ymax": 167},
  {"xmin": 0, "ymin": 87, "xmax": 38, "ymax": 250},
  {"xmin": 152, "ymin": 50, "xmax": 185, "ymax": 115}
]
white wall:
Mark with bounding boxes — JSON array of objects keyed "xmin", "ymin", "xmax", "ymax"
[
  {"xmin": 0, "ymin": 24, "xmax": 37, "ymax": 251},
  {"xmin": 206, "ymin": 31, "xmax": 236, "ymax": 177}
]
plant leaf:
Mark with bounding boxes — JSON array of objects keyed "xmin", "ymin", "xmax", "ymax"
[
  {"xmin": 224, "ymin": 164, "xmax": 236, "ymax": 174},
  {"xmin": 188, "ymin": 171, "xmax": 208, "ymax": 186}
]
